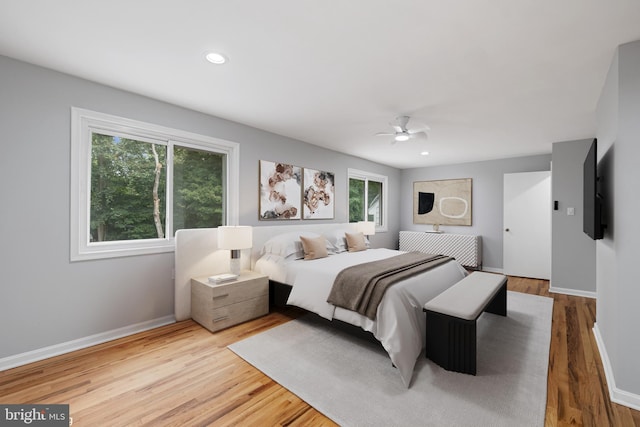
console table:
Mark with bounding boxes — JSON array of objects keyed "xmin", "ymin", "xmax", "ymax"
[{"xmin": 399, "ymin": 231, "xmax": 482, "ymax": 269}]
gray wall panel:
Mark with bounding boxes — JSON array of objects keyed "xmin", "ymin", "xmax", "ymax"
[
  {"xmin": 596, "ymin": 40, "xmax": 640, "ymax": 400},
  {"xmin": 550, "ymin": 139, "xmax": 596, "ymax": 294},
  {"xmin": 0, "ymin": 55, "xmax": 399, "ymax": 359},
  {"xmin": 400, "ymin": 155, "xmax": 551, "ymax": 271}
]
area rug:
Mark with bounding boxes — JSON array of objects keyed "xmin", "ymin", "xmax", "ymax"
[{"xmin": 228, "ymin": 291, "xmax": 553, "ymax": 427}]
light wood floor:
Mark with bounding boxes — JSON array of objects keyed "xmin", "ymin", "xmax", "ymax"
[{"xmin": 1, "ymin": 277, "xmax": 639, "ymax": 426}]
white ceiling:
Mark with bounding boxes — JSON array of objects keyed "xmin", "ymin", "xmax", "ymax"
[{"xmin": 1, "ymin": 1, "xmax": 639, "ymax": 169}]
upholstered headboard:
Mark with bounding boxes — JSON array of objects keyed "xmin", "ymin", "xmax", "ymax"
[
  {"xmin": 249, "ymin": 222, "xmax": 356, "ymax": 268},
  {"xmin": 174, "ymin": 223, "xmax": 355, "ymax": 321}
]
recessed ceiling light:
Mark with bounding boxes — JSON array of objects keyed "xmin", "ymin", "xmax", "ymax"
[
  {"xmin": 205, "ymin": 52, "xmax": 227, "ymax": 64},
  {"xmin": 420, "ymin": 151, "xmax": 430, "ymax": 156}
]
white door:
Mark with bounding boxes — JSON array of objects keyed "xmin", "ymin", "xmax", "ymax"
[{"xmin": 503, "ymin": 171, "xmax": 551, "ymax": 279}]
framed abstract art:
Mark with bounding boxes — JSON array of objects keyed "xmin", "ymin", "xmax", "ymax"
[
  {"xmin": 302, "ymin": 168, "xmax": 335, "ymax": 219},
  {"xmin": 259, "ymin": 160, "xmax": 302, "ymax": 220},
  {"xmin": 413, "ymin": 178, "xmax": 472, "ymax": 226}
]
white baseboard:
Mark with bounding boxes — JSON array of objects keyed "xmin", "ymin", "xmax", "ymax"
[
  {"xmin": 593, "ymin": 323, "xmax": 640, "ymax": 411},
  {"xmin": 0, "ymin": 315, "xmax": 176, "ymax": 372},
  {"xmin": 549, "ymin": 286, "xmax": 597, "ymax": 299},
  {"xmin": 481, "ymin": 266, "xmax": 503, "ymax": 274}
]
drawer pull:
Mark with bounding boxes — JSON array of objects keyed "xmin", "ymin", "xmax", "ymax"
[
  {"xmin": 212, "ymin": 293, "xmax": 229, "ymax": 300},
  {"xmin": 213, "ymin": 315, "xmax": 229, "ymax": 323}
]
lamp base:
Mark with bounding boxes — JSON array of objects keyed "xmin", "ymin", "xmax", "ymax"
[{"xmin": 229, "ymin": 252, "xmax": 241, "ymax": 276}]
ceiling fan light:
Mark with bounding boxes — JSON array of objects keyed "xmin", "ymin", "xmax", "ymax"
[
  {"xmin": 205, "ymin": 52, "xmax": 227, "ymax": 64},
  {"xmin": 394, "ymin": 134, "xmax": 410, "ymax": 142}
]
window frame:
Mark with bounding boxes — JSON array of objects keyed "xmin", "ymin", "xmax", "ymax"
[
  {"xmin": 70, "ymin": 107, "xmax": 239, "ymax": 261},
  {"xmin": 347, "ymin": 168, "xmax": 388, "ymax": 232}
]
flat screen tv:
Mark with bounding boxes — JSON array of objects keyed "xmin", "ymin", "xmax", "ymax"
[{"xmin": 583, "ymin": 138, "xmax": 604, "ymax": 239}]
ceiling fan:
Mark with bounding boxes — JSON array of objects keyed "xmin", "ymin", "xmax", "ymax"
[{"xmin": 375, "ymin": 116, "xmax": 430, "ymax": 144}]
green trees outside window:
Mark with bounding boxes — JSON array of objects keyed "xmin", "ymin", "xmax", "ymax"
[
  {"xmin": 349, "ymin": 178, "xmax": 365, "ymax": 223},
  {"xmin": 348, "ymin": 175, "xmax": 384, "ymax": 227},
  {"xmin": 90, "ymin": 133, "xmax": 224, "ymax": 243},
  {"xmin": 173, "ymin": 146, "xmax": 224, "ymax": 231}
]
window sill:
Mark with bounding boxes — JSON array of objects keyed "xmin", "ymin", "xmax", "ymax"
[{"xmin": 71, "ymin": 241, "xmax": 174, "ymax": 262}]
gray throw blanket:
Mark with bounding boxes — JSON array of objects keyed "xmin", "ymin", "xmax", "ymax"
[{"xmin": 326, "ymin": 252, "xmax": 452, "ymax": 320}]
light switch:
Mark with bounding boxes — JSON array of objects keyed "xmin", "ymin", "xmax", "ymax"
[{"xmin": 567, "ymin": 207, "xmax": 575, "ymax": 216}]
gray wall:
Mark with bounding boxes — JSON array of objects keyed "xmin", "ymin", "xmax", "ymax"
[
  {"xmin": 0, "ymin": 55, "xmax": 400, "ymax": 360},
  {"xmin": 595, "ymin": 41, "xmax": 640, "ymax": 401},
  {"xmin": 400, "ymin": 155, "xmax": 552, "ymax": 271},
  {"xmin": 550, "ymin": 139, "xmax": 596, "ymax": 295}
]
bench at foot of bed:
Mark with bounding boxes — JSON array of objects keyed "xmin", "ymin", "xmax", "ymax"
[{"xmin": 423, "ymin": 271, "xmax": 507, "ymax": 375}]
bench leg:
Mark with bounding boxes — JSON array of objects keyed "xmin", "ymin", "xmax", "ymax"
[
  {"xmin": 484, "ymin": 281, "xmax": 507, "ymax": 317},
  {"xmin": 425, "ymin": 311, "xmax": 477, "ymax": 375}
]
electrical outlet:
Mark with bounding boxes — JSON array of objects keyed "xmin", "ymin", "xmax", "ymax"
[{"xmin": 567, "ymin": 207, "xmax": 575, "ymax": 216}]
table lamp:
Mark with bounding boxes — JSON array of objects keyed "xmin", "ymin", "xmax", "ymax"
[
  {"xmin": 356, "ymin": 221, "xmax": 376, "ymax": 239},
  {"xmin": 217, "ymin": 225, "xmax": 253, "ymax": 276}
]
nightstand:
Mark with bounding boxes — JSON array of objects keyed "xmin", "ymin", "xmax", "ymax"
[{"xmin": 191, "ymin": 271, "xmax": 269, "ymax": 333}]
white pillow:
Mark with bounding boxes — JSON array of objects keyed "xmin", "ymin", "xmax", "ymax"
[
  {"xmin": 323, "ymin": 229, "xmax": 352, "ymax": 253},
  {"xmin": 262, "ymin": 231, "xmax": 321, "ymax": 259}
]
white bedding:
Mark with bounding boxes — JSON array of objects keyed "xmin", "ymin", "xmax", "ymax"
[{"xmin": 255, "ymin": 248, "xmax": 468, "ymax": 387}]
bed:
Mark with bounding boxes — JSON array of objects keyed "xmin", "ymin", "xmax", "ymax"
[
  {"xmin": 174, "ymin": 223, "xmax": 467, "ymax": 387},
  {"xmin": 252, "ymin": 225, "xmax": 468, "ymax": 387}
]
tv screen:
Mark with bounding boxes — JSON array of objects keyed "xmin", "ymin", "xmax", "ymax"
[{"xmin": 583, "ymin": 138, "xmax": 604, "ymax": 239}]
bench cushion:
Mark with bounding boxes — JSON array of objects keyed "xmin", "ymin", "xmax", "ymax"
[{"xmin": 423, "ymin": 272, "xmax": 507, "ymax": 320}]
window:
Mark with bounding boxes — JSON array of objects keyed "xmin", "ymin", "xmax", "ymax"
[
  {"xmin": 348, "ymin": 168, "xmax": 388, "ymax": 232},
  {"xmin": 71, "ymin": 108, "xmax": 239, "ymax": 260}
]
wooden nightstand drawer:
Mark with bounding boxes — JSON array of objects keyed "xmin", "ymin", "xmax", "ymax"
[
  {"xmin": 209, "ymin": 279, "xmax": 268, "ymax": 308},
  {"xmin": 191, "ymin": 271, "xmax": 269, "ymax": 333},
  {"xmin": 208, "ymin": 295, "xmax": 269, "ymax": 331}
]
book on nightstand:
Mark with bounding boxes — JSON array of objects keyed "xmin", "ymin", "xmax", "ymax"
[{"xmin": 208, "ymin": 273, "xmax": 239, "ymax": 284}]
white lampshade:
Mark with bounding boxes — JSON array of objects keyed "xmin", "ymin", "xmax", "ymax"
[
  {"xmin": 218, "ymin": 226, "xmax": 252, "ymax": 276},
  {"xmin": 217, "ymin": 226, "xmax": 253, "ymax": 250},
  {"xmin": 356, "ymin": 221, "xmax": 376, "ymax": 236}
]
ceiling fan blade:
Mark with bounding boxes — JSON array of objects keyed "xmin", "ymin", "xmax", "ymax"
[
  {"xmin": 395, "ymin": 116, "xmax": 410, "ymax": 130},
  {"xmin": 408, "ymin": 125, "xmax": 430, "ymax": 134},
  {"xmin": 409, "ymin": 131, "xmax": 428, "ymax": 139},
  {"xmin": 378, "ymin": 116, "xmax": 428, "ymax": 140}
]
